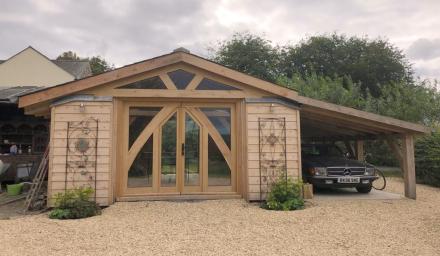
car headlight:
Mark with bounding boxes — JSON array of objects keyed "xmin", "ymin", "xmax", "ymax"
[
  {"xmin": 309, "ymin": 167, "xmax": 327, "ymax": 176},
  {"xmin": 364, "ymin": 168, "xmax": 375, "ymax": 176}
]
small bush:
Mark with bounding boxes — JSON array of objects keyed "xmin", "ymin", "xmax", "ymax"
[
  {"xmin": 49, "ymin": 208, "xmax": 71, "ymax": 219},
  {"xmin": 262, "ymin": 178, "xmax": 304, "ymax": 211},
  {"xmin": 49, "ymin": 187, "xmax": 101, "ymax": 219}
]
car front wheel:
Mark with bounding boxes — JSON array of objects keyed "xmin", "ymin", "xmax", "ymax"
[{"xmin": 356, "ymin": 185, "xmax": 372, "ymax": 193}]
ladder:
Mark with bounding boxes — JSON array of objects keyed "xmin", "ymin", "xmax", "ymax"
[{"xmin": 24, "ymin": 146, "xmax": 49, "ymax": 212}]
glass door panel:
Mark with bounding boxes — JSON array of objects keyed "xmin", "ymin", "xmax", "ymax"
[
  {"xmin": 184, "ymin": 113, "xmax": 200, "ymax": 186},
  {"xmin": 161, "ymin": 113, "xmax": 177, "ymax": 187},
  {"xmin": 127, "ymin": 136, "xmax": 154, "ymax": 188},
  {"xmin": 207, "ymin": 135, "xmax": 231, "ymax": 186}
]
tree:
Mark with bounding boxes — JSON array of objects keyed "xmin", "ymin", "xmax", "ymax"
[
  {"xmin": 363, "ymin": 80, "xmax": 440, "ymax": 125},
  {"xmin": 209, "ymin": 33, "xmax": 281, "ymax": 82},
  {"xmin": 210, "ymin": 33, "xmax": 413, "ymax": 97},
  {"xmin": 278, "ymin": 73, "xmax": 365, "ymax": 109},
  {"xmin": 88, "ymin": 56, "xmax": 114, "ymax": 75},
  {"xmin": 281, "ymin": 34, "xmax": 413, "ymax": 97},
  {"xmin": 57, "ymin": 51, "xmax": 80, "ymax": 61},
  {"xmin": 211, "ymin": 32, "xmax": 440, "ymax": 178},
  {"xmin": 57, "ymin": 51, "xmax": 114, "ymax": 75}
]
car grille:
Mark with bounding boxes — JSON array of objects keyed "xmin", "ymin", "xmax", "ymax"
[{"xmin": 326, "ymin": 167, "xmax": 366, "ymax": 176}]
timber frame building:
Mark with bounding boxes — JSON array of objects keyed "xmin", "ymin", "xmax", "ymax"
[{"xmin": 18, "ymin": 49, "xmax": 429, "ymax": 205}]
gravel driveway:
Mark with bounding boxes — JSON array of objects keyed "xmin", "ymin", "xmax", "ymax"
[{"xmin": 1, "ymin": 178, "xmax": 440, "ymax": 256}]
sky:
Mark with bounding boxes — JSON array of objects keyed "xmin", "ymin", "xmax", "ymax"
[{"xmin": 1, "ymin": 0, "xmax": 440, "ymax": 80}]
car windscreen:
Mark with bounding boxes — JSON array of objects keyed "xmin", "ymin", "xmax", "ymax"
[{"xmin": 302, "ymin": 145, "xmax": 342, "ymax": 157}]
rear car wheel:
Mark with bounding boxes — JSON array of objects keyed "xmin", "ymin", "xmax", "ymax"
[{"xmin": 356, "ymin": 185, "xmax": 372, "ymax": 193}]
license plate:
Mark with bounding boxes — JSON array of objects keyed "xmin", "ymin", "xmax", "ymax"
[{"xmin": 337, "ymin": 177, "xmax": 360, "ymax": 183}]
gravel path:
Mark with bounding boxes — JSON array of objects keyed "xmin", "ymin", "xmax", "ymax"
[{"xmin": 1, "ymin": 178, "xmax": 439, "ymax": 256}]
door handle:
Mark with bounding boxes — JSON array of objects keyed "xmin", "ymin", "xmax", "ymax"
[{"xmin": 181, "ymin": 143, "xmax": 185, "ymax": 156}]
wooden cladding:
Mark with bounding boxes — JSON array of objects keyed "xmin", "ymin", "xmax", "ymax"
[
  {"xmin": 48, "ymin": 101, "xmax": 113, "ymax": 206},
  {"xmin": 246, "ymin": 102, "xmax": 301, "ymax": 201},
  {"xmin": 47, "ymin": 100, "xmax": 300, "ymax": 204}
]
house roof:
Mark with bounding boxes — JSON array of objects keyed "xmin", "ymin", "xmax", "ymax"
[
  {"xmin": 0, "ymin": 46, "xmax": 92, "ymax": 80},
  {"xmin": 51, "ymin": 60, "xmax": 92, "ymax": 79},
  {"xmin": 0, "ymin": 47, "xmax": 92, "ymax": 103},
  {"xmin": 17, "ymin": 49, "xmax": 430, "ymax": 135},
  {"xmin": 0, "ymin": 86, "xmax": 42, "ymax": 104}
]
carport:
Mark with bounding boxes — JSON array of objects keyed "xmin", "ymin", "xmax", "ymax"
[{"xmin": 295, "ymin": 95, "xmax": 431, "ymax": 199}]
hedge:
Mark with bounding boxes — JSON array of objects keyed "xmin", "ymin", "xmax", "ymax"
[{"xmin": 415, "ymin": 131, "xmax": 440, "ymax": 187}]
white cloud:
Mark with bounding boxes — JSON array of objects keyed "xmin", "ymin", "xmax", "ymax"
[
  {"xmin": 412, "ymin": 57, "xmax": 440, "ymax": 80},
  {"xmin": 30, "ymin": 0, "xmax": 65, "ymax": 14},
  {"xmin": 407, "ymin": 38, "xmax": 440, "ymax": 60}
]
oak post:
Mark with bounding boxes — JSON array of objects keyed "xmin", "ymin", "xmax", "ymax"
[
  {"xmin": 402, "ymin": 134, "xmax": 416, "ymax": 199},
  {"xmin": 355, "ymin": 140, "xmax": 364, "ymax": 161}
]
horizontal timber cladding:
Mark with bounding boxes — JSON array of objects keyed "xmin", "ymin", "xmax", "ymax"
[
  {"xmin": 246, "ymin": 102, "xmax": 301, "ymax": 201},
  {"xmin": 48, "ymin": 101, "xmax": 113, "ymax": 206}
]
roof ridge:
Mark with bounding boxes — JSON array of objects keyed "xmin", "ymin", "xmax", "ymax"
[{"xmin": 53, "ymin": 59, "xmax": 90, "ymax": 62}]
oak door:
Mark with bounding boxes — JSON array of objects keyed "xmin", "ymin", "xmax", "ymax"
[{"xmin": 120, "ymin": 102, "xmax": 236, "ymax": 196}]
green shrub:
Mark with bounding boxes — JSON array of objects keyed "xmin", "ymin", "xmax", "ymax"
[
  {"xmin": 262, "ymin": 178, "xmax": 304, "ymax": 211},
  {"xmin": 49, "ymin": 208, "xmax": 71, "ymax": 219},
  {"xmin": 415, "ymin": 131, "xmax": 440, "ymax": 187},
  {"xmin": 49, "ymin": 187, "xmax": 101, "ymax": 219}
]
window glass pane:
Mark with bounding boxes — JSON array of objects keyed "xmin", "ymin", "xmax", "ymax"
[
  {"xmin": 161, "ymin": 113, "xmax": 177, "ymax": 187},
  {"xmin": 208, "ymin": 135, "xmax": 231, "ymax": 186},
  {"xmin": 117, "ymin": 76, "xmax": 166, "ymax": 89},
  {"xmin": 168, "ymin": 69, "xmax": 195, "ymax": 90},
  {"xmin": 196, "ymin": 78, "xmax": 240, "ymax": 90},
  {"xmin": 200, "ymin": 108, "xmax": 231, "ymax": 149},
  {"xmin": 127, "ymin": 136, "xmax": 153, "ymax": 188},
  {"xmin": 184, "ymin": 114, "xmax": 200, "ymax": 186},
  {"xmin": 129, "ymin": 107, "xmax": 161, "ymax": 148}
]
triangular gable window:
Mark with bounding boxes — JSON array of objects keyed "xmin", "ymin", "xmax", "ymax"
[
  {"xmin": 117, "ymin": 76, "xmax": 166, "ymax": 89},
  {"xmin": 168, "ymin": 69, "xmax": 195, "ymax": 90},
  {"xmin": 196, "ymin": 78, "xmax": 240, "ymax": 91}
]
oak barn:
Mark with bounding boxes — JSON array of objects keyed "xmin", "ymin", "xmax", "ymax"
[{"xmin": 18, "ymin": 48, "xmax": 430, "ymax": 206}]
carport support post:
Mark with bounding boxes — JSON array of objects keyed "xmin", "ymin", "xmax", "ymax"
[
  {"xmin": 388, "ymin": 135, "xmax": 417, "ymax": 199},
  {"xmin": 355, "ymin": 140, "xmax": 364, "ymax": 161},
  {"xmin": 402, "ymin": 135, "xmax": 416, "ymax": 199}
]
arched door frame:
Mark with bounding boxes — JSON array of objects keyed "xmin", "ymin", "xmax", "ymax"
[{"xmin": 115, "ymin": 98, "xmax": 240, "ymax": 198}]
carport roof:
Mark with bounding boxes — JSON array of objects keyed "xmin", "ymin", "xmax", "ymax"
[
  {"xmin": 297, "ymin": 96, "xmax": 431, "ymax": 140},
  {"xmin": 17, "ymin": 49, "xmax": 430, "ymax": 136}
]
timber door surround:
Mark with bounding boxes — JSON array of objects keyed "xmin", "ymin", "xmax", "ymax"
[{"xmin": 117, "ymin": 100, "xmax": 238, "ymax": 199}]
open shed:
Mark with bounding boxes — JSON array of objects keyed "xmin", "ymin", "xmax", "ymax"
[{"xmin": 18, "ymin": 49, "xmax": 429, "ymax": 205}]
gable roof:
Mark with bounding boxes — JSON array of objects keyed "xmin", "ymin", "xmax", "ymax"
[
  {"xmin": 0, "ymin": 46, "xmax": 92, "ymax": 81},
  {"xmin": 18, "ymin": 49, "xmax": 298, "ymax": 108},
  {"xmin": 17, "ymin": 49, "xmax": 430, "ymax": 135}
]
